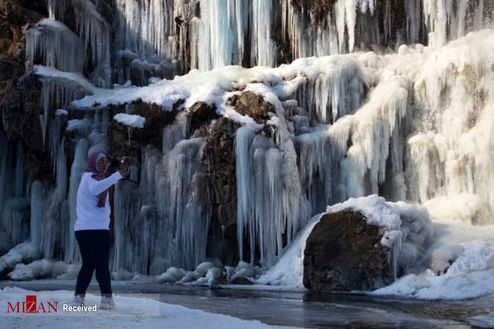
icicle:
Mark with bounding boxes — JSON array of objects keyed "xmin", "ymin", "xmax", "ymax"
[
  {"xmin": 36, "ymin": 67, "xmax": 92, "ymax": 146},
  {"xmin": 408, "ymin": 29, "xmax": 494, "ymax": 214},
  {"xmin": 65, "ymin": 138, "xmax": 88, "ymax": 262},
  {"xmin": 40, "ymin": 137, "xmax": 68, "ymax": 259},
  {"xmin": 423, "ymin": 0, "xmax": 493, "ymax": 47},
  {"xmin": 145, "ymin": 135, "xmax": 211, "ymax": 270},
  {"xmin": 73, "ymin": 0, "xmax": 112, "ymax": 87},
  {"xmin": 251, "ymin": 0, "xmax": 275, "ymax": 67},
  {"xmin": 162, "ymin": 111, "xmax": 189, "ymax": 152},
  {"xmin": 46, "ymin": 0, "xmax": 112, "ymax": 86},
  {"xmin": 328, "ymin": 73, "xmax": 409, "ymax": 200},
  {"xmin": 196, "ymin": 0, "xmax": 250, "ymax": 70},
  {"xmin": 296, "ymin": 128, "xmax": 333, "ymax": 213},
  {"xmin": 114, "ymin": 0, "xmax": 176, "ymax": 83},
  {"xmin": 0, "ymin": 132, "xmax": 29, "ymax": 249},
  {"xmin": 30, "ymin": 181, "xmax": 46, "ymax": 248},
  {"xmin": 235, "ymin": 85, "xmax": 311, "ymax": 266},
  {"xmin": 295, "ymin": 56, "xmax": 364, "ymax": 124},
  {"xmin": 235, "ymin": 126, "xmax": 256, "ymax": 261},
  {"xmin": 25, "ymin": 19, "xmax": 84, "ymax": 73},
  {"xmin": 113, "ymin": 178, "xmax": 142, "ymax": 273}
]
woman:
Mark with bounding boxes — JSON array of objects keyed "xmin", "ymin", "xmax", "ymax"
[{"xmin": 73, "ymin": 152, "xmax": 128, "ymax": 309}]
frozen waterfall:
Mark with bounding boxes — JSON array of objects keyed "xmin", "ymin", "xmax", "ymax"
[{"xmin": 1, "ymin": 0, "xmax": 494, "ymax": 290}]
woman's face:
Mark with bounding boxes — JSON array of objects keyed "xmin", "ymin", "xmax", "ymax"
[{"xmin": 97, "ymin": 157, "xmax": 109, "ymax": 174}]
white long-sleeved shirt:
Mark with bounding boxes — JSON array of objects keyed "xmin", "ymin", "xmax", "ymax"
[{"xmin": 74, "ymin": 171, "xmax": 122, "ymax": 231}]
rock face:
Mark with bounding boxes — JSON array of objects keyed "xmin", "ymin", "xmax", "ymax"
[
  {"xmin": 1, "ymin": 73, "xmax": 54, "ymax": 181},
  {"xmin": 189, "ymin": 101, "xmax": 219, "ymax": 134},
  {"xmin": 303, "ymin": 209, "xmax": 391, "ymax": 291},
  {"xmin": 106, "ymin": 99, "xmax": 179, "ymax": 167},
  {"xmin": 202, "ymin": 117, "xmax": 240, "ymax": 265},
  {"xmin": 229, "ymin": 91, "xmax": 273, "ymax": 124},
  {"xmin": 0, "ymin": 0, "xmax": 43, "ymax": 103}
]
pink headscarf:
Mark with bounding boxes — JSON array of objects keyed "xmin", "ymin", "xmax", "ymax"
[{"xmin": 85, "ymin": 152, "xmax": 108, "ymax": 207}]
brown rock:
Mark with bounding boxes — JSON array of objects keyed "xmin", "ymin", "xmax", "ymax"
[
  {"xmin": 189, "ymin": 101, "xmax": 219, "ymax": 133},
  {"xmin": 229, "ymin": 91, "xmax": 273, "ymax": 124},
  {"xmin": 106, "ymin": 99, "xmax": 178, "ymax": 172},
  {"xmin": 1, "ymin": 72, "xmax": 53, "ymax": 181},
  {"xmin": 303, "ymin": 209, "xmax": 391, "ymax": 291},
  {"xmin": 292, "ymin": 0, "xmax": 337, "ymax": 24},
  {"xmin": 0, "ymin": 58, "xmax": 24, "ymax": 80}
]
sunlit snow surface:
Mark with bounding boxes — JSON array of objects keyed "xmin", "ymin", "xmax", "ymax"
[
  {"xmin": 0, "ymin": 287, "xmax": 296, "ymax": 329},
  {"xmin": 113, "ymin": 113, "xmax": 146, "ymax": 128}
]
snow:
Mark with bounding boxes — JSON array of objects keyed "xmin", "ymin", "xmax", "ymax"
[
  {"xmin": 371, "ymin": 200, "xmax": 494, "ymax": 300},
  {"xmin": 0, "ymin": 243, "xmax": 39, "ymax": 276},
  {"xmin": 0, "ymin": 287, "xmax": 295, "ymax": 329},
  {"xmin": 157, "ymin": 267, "xmax": 187, "ymax": 283},
  {"xmin": 256, "ymin": 214, "xmax": 321, "ymax": 288},
  {"xmin": 8, "ymin": 259, "xmax": 78, "ymax": 281},
  {"xmin": 113, "ymin": 114, "xmax": 146, "ymax": 129},
  {"xmin": 469, "ymin": 312, "xmax": 494, "ymax": 328},
  {"xmin": 423, "ymin": 194, "xmax": 492, "ymax": 225},
  {"xmin": 163, "ymin": 262, "xmax": 224, "ymax": 287},
  {"xmin": 34, "ymin": 65, "xmax": 97, "ymax": 94},
  {"xmin": 71, "ymin": 55, "xmax": 363, "ymax": 129}
]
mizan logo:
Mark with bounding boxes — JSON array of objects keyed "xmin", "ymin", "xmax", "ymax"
[{"xmin": 6, "ymin": 295, "xmax": 58, "ymax": 313}]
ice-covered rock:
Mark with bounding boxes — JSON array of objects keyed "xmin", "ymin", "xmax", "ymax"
[
  {"xmin": 303, "ymin": 209, "xmax": 391, "ymax": 291},
  {"xmin": 157, "ymin": 267, "xmax": 187, "ymax": 283},
  {"xmin": 8, "ymin": 259, "xmax": 77, "ymax": 281},
  {"xmin": 303, "ymin": 195, "xmax": 433, "ymax": 291},
  {"xmin": 259, "ymin": 196, "xmax": 433, "ymax": 290},
  {"xmin": 0, "ymin": 242, "xmax": 39, "ymax": 279}
]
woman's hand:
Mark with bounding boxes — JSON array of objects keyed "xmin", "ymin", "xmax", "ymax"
[{"xmin": 119, "ymin": 159, "xmax": 129, "ymax": 178}]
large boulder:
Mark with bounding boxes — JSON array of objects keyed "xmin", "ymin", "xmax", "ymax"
[{"xmin": 303, "ymin": 209, "xmax": 391, "ymax": 291}]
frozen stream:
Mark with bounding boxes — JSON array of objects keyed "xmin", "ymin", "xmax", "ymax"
[{"xmin": 1, "ymin": 279, "xmax": 491, "ymax": 328}]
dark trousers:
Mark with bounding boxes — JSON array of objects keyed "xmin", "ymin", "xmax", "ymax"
[{"xmin": 75, "ymin": 230, "xmax": 112, "ymax": 296}]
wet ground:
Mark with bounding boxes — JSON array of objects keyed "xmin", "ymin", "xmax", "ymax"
[{"xmin": 1, "ymin": 279, "xmax": 492, "ymax": 328}]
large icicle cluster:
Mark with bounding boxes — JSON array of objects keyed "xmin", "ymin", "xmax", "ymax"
[
  {"xmin": 113, "ymin": 0, "xmax": 178, "ymax": 84},
  {"xmin": 35, "ymin": 66, "xmax": 94, "ymax": 146},
  {"xmin": 25, "ymin": 0, "xmax": 494, "ymax": 90},
  {"xmin": 45, "ymin": 0, "xmax": 112, "ymax": 87},
  {"xmin": 423, "ymin": 0, "xmax": 493, "ymax": 47},
  {"xmin": 25, "ymin": 19, "xmax": 84, "ymax": 74},
  {"xmin": 408, "ymin": 30, "xmax": 494, "ymax": 214},
  {"xmin": 73, "ymin": 0, "xmax": 112, "ymax": 87}
]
